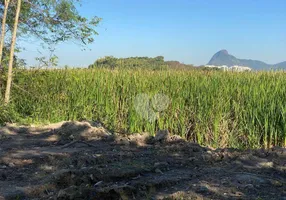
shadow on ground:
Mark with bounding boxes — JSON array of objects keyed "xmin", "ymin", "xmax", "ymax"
[{"xmin": 0, "ymin": 121, "xmax": 285, "ymax": 200}]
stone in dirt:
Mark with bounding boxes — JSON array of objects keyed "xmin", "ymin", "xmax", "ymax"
[{"xmin": 155, "ymin": 129, "xmax": 169, "ymax": 142}]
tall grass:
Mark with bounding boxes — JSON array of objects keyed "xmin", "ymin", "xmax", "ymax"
[{"xmin": 2, "ymin": 68, "xmax": 286, "ymax": 149}]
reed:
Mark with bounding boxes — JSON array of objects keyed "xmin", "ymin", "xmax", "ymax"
[{"xmin": 2, "ymin": 68, "xmax": 285, "ymax": 149}]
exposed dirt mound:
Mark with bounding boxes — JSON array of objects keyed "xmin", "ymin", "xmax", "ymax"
[
  {"xmin": 55, "ymin": 121, "xmax": 111, "ymax": 142},
  {"xmin": 0, "ymin": 121, "xmax": 285, "ymax": 200}
]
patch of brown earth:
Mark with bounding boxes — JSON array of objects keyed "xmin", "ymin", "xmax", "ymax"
[{"xmin": 0, "ymin": 121, "xmax": 285, "ymax": 200}]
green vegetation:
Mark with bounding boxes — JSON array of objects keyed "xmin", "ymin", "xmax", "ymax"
[
  {"xmin": 88, "ymin": 56, "xmax": 194, "ymax": 70},
  {"xmin": 1, "ymin": 68, "xmax": 285, "ymax": 149},
  {"xmin": 0, "ymin": 0, "xmax": 101, "ymax": 103}
]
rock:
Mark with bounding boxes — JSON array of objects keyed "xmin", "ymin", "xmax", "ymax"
[
  {"xmin": 155, "ymin": 130, "xmax": 169, "ymax": 142},
  {"xmin": 8, "ymin": 163, "xmax": 15, "ymax": 167},
  {"xmin": 202, "ymin": 154, "xmax": 212, "ymax": 162},
  {"xmin": 69, "ymin": 134, "xmax": 75, "ymax": 140}
]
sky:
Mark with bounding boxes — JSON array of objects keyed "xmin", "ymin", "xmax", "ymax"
[{"xmin": 19, "ymin": 0, "xmax": 286, "ymax": 67}]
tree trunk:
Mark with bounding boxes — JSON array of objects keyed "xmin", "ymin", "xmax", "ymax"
[
  {"xmin": 4, "ymin": 0, "xmax": 22, "ymax": 104},
  {"xmin": 0, "ymin": 0, "xmax": 10, "ymax": 63},
  {"xmin": 0, "ymin": 0, "xmax": 10, "ymax": 99}
]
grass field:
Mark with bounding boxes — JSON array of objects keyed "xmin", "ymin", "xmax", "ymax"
[{"xmin": 1, "ymin": 68, "xmax": 286, "ymax": 149}]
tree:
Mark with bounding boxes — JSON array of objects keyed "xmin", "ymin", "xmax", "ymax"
[
  {"xmin": 88, "ymin": 56, "xmax": 169, "ymax": 70},
  {"xmin": 0, "ymin": 0, "xmax": 10, "ymax": 99},
  {"xmin": 0, "ymin": 0, "xmax": 10, "ymax": 63},
  {"xmin": 2, "ymin": 0, "xmax": 101, "ymax": 47},
  {"xmin": 0, "ymin": 0, "xmax": 101, "ymax": 103},
  {"xmin": 4, "ymin": 0, "xmax": 21, "ymax": 104}
]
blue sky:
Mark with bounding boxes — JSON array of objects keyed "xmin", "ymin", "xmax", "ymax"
[{"xmin": 19, "ymin": 0, "xmax": 286, "ymax": 67}]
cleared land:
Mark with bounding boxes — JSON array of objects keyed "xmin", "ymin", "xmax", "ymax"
[{"xmin": 0, "ymin": 121, "xmax": 285, "ymax": 199}]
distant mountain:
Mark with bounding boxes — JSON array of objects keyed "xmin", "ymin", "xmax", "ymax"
[
  {"xmin": 207, "ymin": 50, "xmax": 286, "ymax": 70},
  {"xmin": 239, "ymin": 59, "xmax": 270, "ymax": 70},
  {"xmin": 275, "ymin": 61, "xmax": 286, "ymax": 68},
  {"xmin": 207, "ymin": 50, "xmax": 240, "ymax": 66}
]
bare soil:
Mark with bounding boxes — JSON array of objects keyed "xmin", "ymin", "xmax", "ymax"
[{"xmin": 0, "ymin": 121, "xmax": 285, "ymax": 200}]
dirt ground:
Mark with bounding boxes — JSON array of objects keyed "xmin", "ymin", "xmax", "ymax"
[{"xmin": 0, "ymin": 121, "xmax": 285, "ymax": 200}]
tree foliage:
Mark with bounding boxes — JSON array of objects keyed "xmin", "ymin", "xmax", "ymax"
[
  {"xmin": 1, "ymin": 0, "xmax": 101, "ymax": 46},
  {"xmin": 0, "ymin": 0, "xmax": 101, "ymax": 103},
  {"xmin": 88, "ymin": 56, "xmax": 195, "ymax": 70},
  {"xmin": 88, "ymin": 56, "xmax": 168, "ymax": 70}
]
